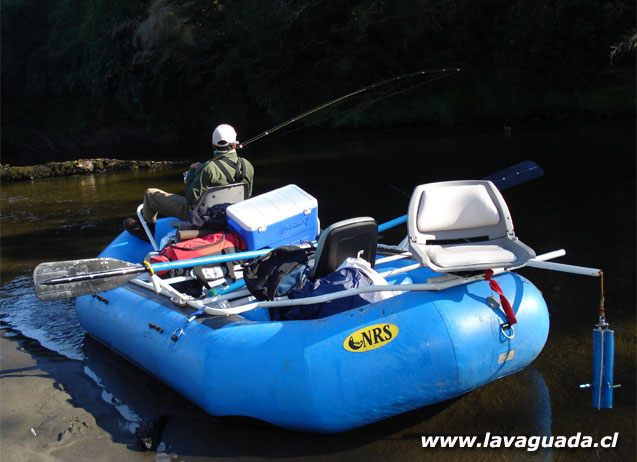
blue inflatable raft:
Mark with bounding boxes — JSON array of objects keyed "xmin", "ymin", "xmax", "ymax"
[{"xmin": 74, "ymin": 210, "xmax": 550, "ymax": 433}]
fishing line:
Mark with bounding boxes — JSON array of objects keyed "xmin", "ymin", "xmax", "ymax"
[
  {"xmin": 387, "ymin": 184, "xmax": 411, "ymax": 198},
  {"xmin": 321, "ymin": 71, "xmax": 459, "ymax": 127},
  {"xmin": 240, "ymin": 74, "xmax": 441, "ymax": 149},
  {"xmin": 238, "ymin": 68, "xmax": 460, "ymax": 149}
]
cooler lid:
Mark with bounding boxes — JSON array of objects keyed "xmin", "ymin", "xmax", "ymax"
[{"xmin": 226, "ymin": 184, "xmax": 318, "ymax": 231}]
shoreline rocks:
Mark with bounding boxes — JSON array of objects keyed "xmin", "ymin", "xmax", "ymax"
[{"xmin": 1, "ymin": 158, "xmax": 181, "ymax": 182}]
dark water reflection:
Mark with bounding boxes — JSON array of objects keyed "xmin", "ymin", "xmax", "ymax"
[{"xmin": 1, "ymin": 120, "xmax": 634, "ymax": 461}]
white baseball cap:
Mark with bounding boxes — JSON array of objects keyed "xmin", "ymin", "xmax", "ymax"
[{"xmin": 212, "ymin": 124, "xmax": 238, "ymax": 148}]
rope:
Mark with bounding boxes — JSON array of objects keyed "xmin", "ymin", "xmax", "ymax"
[
  {"xmin": 484, "ymin": 269, "xmax": 517, "ymax": 326},
  {"xmin": 598, "ymin": 270, "xmax": 607, "ymax": 326},
  {"xmin": 143, "ymin": 260, "xmax": 155, "ymax": 276}
]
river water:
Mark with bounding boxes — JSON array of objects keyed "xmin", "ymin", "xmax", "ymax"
[{"xmin": 1, "ymin": 120, "xmax": 635, "ymax": 461}]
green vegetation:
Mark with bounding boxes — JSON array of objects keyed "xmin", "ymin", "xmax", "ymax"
[
  {"xmin": 1, "ymin": 0, "xmax": 634, "ymax": 164},
  {"xmin": 0, "ymin": 159, "xmax": 178, "ymax": 181}
]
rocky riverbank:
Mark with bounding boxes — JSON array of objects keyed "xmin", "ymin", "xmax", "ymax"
[{"xmin": 1, "ymin": 159, "xmax": 180, "ymax": 182}]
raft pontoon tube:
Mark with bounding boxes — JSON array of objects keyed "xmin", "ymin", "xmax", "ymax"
[{"xmin": 75, "ymin": 181, "xmax": 553, "ymax": 432}]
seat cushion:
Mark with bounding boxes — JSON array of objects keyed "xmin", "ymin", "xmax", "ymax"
[{"xmin": 426, "ymin": 243, "xmax": 516, "ymax": 268}]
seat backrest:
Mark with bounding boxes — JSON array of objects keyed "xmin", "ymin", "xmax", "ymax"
[
  {"xmin": 194, "ymin": 183, "xmax": 247, "ymax": 214},
  {"xmin": 408, "ymin": 180, "xmax": 513, "ymax": 242},
  {"xmin": 309, "ymin": 217, "xmax": 378, "ymax": 280}
]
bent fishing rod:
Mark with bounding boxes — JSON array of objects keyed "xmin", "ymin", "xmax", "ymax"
[{"xmin": 238, "ymin": 68, "xmax": 461, "ymax": 149}]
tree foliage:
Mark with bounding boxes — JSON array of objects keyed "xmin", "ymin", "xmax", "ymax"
[{"xmin": 1, "ymin": 0, "xmax": 634, "ymax": 162}]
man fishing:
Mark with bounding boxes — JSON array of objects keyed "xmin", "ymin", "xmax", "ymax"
[{"xmin": 124, "ymin": 124, "xmax": 255, "ymax": 241}]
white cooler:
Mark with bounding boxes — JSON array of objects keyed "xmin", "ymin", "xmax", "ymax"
[{"xmin": 226, "ymin": 184, "xmax": 319, "ymax": 250}]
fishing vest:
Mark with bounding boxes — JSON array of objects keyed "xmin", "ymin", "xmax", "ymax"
[{"xmin": 212, "ymin": 157, "xmax": 247, "ymax": 184}]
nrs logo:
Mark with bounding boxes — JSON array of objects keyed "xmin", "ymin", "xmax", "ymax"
[{"xmin": 343, "ymin": 323, "xmax": 399, "ymax": 352}]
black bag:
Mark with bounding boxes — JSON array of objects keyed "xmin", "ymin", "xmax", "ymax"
[
  {"xmin": 243, "ymin": 246, "xmax": 316, "ymax": 301},
  {"xmin": 277, "ymin": 267, "xmax": 374, "ymax": 320},
  {"xmin": 180, "ymin": 203, "xmax": 231, "ymax": 231}
]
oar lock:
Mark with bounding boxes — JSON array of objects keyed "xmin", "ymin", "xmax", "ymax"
[{"xmin": 143, "ymin": 260, "xmax": 155, "ymax": 276}]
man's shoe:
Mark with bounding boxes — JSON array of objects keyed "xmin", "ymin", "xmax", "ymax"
[{"xmin": 123, "ymin": 218, "xmax": 154, "ymax": 242}]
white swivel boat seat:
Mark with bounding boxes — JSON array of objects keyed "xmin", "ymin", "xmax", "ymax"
[
  {"xmin": 407, "ymin": 180, "xmax": 535, "ymax": 272},
  {"xmin": 164, "ymin": 182, "xmax": 248, "ymax": 233}
]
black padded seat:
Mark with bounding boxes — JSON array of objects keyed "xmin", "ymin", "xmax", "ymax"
[{"xmin": 309, "ymin": 217, "xmax": 378, "ymax": 280}]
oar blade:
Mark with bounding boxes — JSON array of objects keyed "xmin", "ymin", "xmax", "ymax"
[
  {"xmin": 377, "ymin": 161, "xmax": 544, "ymax": 233},
  {"xmin": 33, "ymin": 258, "xmax": 143, "ymax": 301},
  {"xmin": 485, "ymin": 160, "xmax": 544, "ymax": 191}
]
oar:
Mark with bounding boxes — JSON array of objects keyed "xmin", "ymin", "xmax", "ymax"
[
  {"xmin": 481, "ymin": 159, "xmax": 544, "ymax": 191},
  {"xmin": 34, "ymin": 251, "xmax": 272, "ymax": 302},
  {"xmin": 33, "ymin": 161, "xmax": 543, "ymax": 301},
  {"xmin": 377, "ymin": 160, "xmax": 543, "ymax": 232}
]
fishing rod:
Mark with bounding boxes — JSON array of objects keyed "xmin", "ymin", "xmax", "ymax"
[{"xmin": 238, "ymin": 68, "xmax": 461, "ymax": 149}]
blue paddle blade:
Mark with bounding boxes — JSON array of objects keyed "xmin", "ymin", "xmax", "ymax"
[
  {"xmin": 377, "ymin": 161, "xmax": 544, "ymax": 232},
  {"xmin": 482, "ymin": 160, "xmax": 544, "ymax": 191}
]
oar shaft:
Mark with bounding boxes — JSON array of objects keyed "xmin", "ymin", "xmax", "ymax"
[
  {"xmin": 42, "ymin": 266, "xmax": 146, "ymax": 285},
  {"xmin": 149, "ymin": 249, "xmax": 272, "ymax": 273},
  {"xmin": 149, "ymin": 212, "xmax": 408, "ymax": 271},
  {"xmin": 378, "ymin": 215, "xmax": 407, "ymax": 233}
]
